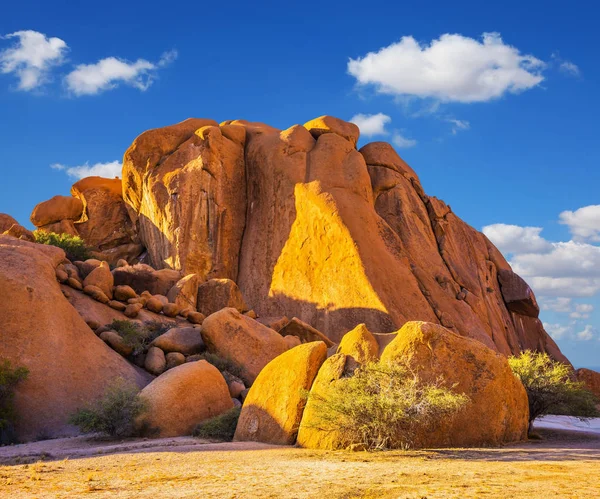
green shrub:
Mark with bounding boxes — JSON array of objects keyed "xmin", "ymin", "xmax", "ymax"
[
  {"xmin": 33, "ymin": 230, "xmax": 91, "ymax": 261},
  {"xmin": 196, "ymin": 352, "xmax": 244, "ymax": 380},
  {"xmin": 509, "ymin": 351, "xmax": 599, "ymax": 431},
  {"xmin": 304, "ymin": 361, "xmax": 468, "ymax": 450},
  {"xmin": 193, "ymin": 408, "xmax": 241, "ymax": 441},
  {"xmin": 68, "ymin": 377, "xmax": 148, "ymax": 438},
  {"xmin": 109, "ymin": 320, "xmax": 170, "ymax": 356},
  {"xmin": 0, "ymin": 360, "xmax": 29, "ymax": 445}
]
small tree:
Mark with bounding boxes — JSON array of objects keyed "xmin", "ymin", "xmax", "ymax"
[
  {"xmin": 509, "ymin": 351, "xmax": 599, "ymax": 432},
  {"xmin": 69, "ymin": 378, "xmax": 148, "ymax": 439},
  {"xmin": 304, "ymin": 361, "xmax": 468, "ymax": 450},
  {"xmin": 0, "ymin": 360, "xmax": 29, "ymax": 445}
]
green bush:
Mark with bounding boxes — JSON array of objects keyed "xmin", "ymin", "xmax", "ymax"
[
  {"xmin": 509, "ymin": 351, "xmax": 600, "ymax": 431},
  {"xmin": 68, "ymin": 377, "xmax": 148, "ymax": 438},
  {"xmin": 0, "ymin": 360, "xmax": 29, "ymax": 445},
  {"xmin": 304, "ymin": 361, "xmax": 468, "ymax": 450},
  {"xmin": 109, "ymin": 320, "xmax": 170, "ymax": 356},
  {"xmin": 33, "ymin": 230, "xmax": 91, "ymax": 261},
  {"xmin": 193, "ymin": 408, "xmax": 241, "ymax": 441},
  {"xmin": 196, "ymin": 352, "xmax": 244, "ymax": 380}
]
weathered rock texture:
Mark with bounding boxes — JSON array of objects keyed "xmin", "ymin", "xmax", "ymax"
[
  {"xmin": 31, "ymin": 115, "xmax": 567, "ymax": 363},
  {"xmin": 0, "ymin": 236, "xmax": 151, "ymax": 441}
]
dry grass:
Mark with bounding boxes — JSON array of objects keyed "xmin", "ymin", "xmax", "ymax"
[{"xmin": 0, "ymin": 429, "xmax": 599, "ymax": 498}]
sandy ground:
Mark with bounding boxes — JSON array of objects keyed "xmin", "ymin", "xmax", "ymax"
[{"xmin": 0, "ymin": 427, "xmax": 599, "ymax": 498}]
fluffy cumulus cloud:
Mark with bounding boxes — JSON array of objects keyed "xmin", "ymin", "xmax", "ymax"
[
  {"xmin": 543, "ymin": 322, "xmax": 572, "ymax": 340},
  {"xmin": 576, "ymin": 325, "xmax": 596, "ymax": 341},
  {"xmin": 482, "ymin": 224, "xmax": 552, "ymax": 255},
  {"xmin": 349, "ymin": 113, "xmax": 391, "ymax": 136},
  {"xmin": 51, "ymin": 161, "xmax": 122, "ymax": 179},
  {"xmin": 65, "ymin": 50, "xmax": 177, "ymax": 96},
  {"xmin": 348, "ymin": 32, "xmax": 545, "ymax": 103},
  {"xmin": 560, "ymin": 61, "xmax": 581, "ymax": 76},
  {"xmin": 0, "ymin": 30, "xmax": 68, "ymax": 90},
  {"xmin": 559, "ymin": 205, "xmax": 600, "ymax": 242}
]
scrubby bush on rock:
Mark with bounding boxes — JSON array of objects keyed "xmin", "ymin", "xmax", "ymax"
[
  {"xmin": 302, "ymin": 361, "xmax": 468, "ymax": 450},
  {"xmin": 33, "ymin": 230, "xmax": 91, "ymax": 261},
  {"xmin": 0, "ymin": 360, "xmax": 29, "ymax": 445},
  {"xmin": 509, "ymin": 350, "xmax": 600, "ymax": 431},
  {"xmin": 194, "ymin": 407, "xmax": 241, "ymax": 441},
  {"xmin": 194, "ymin": 352, "xmax": 245, "ymax": 380},
  {"xmin": 109, "ymin": 319, "xmax": 171, "ymax": 356},
  {"xmin": 68, "ymin": 377, "xmax": 148, "ymax": 439}
]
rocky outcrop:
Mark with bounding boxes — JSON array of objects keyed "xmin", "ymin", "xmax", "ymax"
[
  {"xmin": 28, "ymin": 115, "xmax": 567, "ymax": 364},
  {"xmin": 137, "ymin": 360, "xmax": 233, "ymax": 437},
  {"xmin": 379, "ymin": 321, "xmax": 529, "ymax": 447},
  {"xmin": 337, "ymin": 323, "xmax": 379, "ymax": 366},
  {"xmin": 234, "ymin": 341, "xmax": 327, "ymax": 444},
  {"xmin": 122, "ymin": 119, "xmax": 246, "ymax": 278},
  {"xmin": 30, "ymin": 177, "xmax": 142, "ymax": 265},
  {"xmin": 0, "ymin": 235, "xmax": 151, "ymax": 441}
]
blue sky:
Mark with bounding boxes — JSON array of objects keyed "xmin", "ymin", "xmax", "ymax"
[{"xmin": 1, "ymin": 0, "xmax": 599, "ymax": 368}]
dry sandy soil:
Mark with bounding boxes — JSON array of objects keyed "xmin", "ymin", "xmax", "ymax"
[{"xmin": 0, "ymin": 428, "xmax": 599, "ymax": 498}]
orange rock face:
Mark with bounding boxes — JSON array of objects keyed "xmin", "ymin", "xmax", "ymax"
[
  {"xmin": 29, "ymin": 115, "xmax": 567, "ymax": 364},
  {"xmin": 122, "ymin": 119, "xmax": 246, "ymax": 278},
  {"xmin": 337, "ymin": 324, "xmax": 379, "ymax": 366},
  {"xmin": 234, "ymin": 341, "xmax": 327, "ymax": 444},
  {"xmin": 380, "ymin": 321, "xmax": 529, "ymax": 447},
  {"xmin": 0, "ymin": 235, "xmax": 151, "ymax": 441},
  {"xmin": 576, "ymin": 368, "xmax": 600, "ymax": 400}
]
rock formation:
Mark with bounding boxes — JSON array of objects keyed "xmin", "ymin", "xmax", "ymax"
[{"xmin": 0, "ymin": 236, "xmax": 151, "ymax": 441}]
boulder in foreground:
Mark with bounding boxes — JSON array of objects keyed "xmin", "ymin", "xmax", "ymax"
[
  {"xmin": 234, "ymin": 341, "xmax": 327, "ymax": 445},
  {"xmin": 137, "ymin": 360, "xmax": 233, "ymax": 437}
]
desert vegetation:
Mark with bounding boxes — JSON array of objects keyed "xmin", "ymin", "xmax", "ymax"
[
  {"xmin": 109, "ymin": 319, "xmax": 171, "ymax": 356},
  {"xmin": 68, "ymin": 378, "xmax": 148, "ymax": 439},
  {"xmin": 0, "ymin": 360, "xmax": 29, "ymax": 445},
  {"xmin": 509, "ymin": 351, "xmax": 600, "ymax": 431},
  {"xmin": 33, "ymin": 230, "xmax": 91, "ymax": 261},
  {"xmin": 194, "ymin": 407, "xmax": 242, "ymax": 441},
  {"xmin": 303, "ymin": 361, "xmax": 468, "ymax": 450}
]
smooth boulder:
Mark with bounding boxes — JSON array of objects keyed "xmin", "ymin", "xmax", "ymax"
[
  {"xmin": 234, "ymin": 341, "xmax": 327, "ymax": 445},
  {"xmin": 138, "ymin": 360, "xmax": 234, "ymax": 437},
  {"xmin": 201, "ymin": 308, "xmax": 288, "ymax": 385}
]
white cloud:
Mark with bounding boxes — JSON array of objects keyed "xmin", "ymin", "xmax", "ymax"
[
  {"xmin": 482, "ymin": 223, "xmax": 552, "ymax": 255},
  {"xmin": 527, "ymin": 277, "xmax": 600, "ymax": 298},
  {"xmin": 571, "ymin": 303, "xmax": 594, "ymax": 320},
  {"xmin": 0, "ymin": 30, "xmax": 68, "ymax": 90},
  {"xmin": 51, "ymin": 161, "xmax": 122, "ymax": 179},
  {"xmin": 576, "ymin": 325, "xmax": 596, "ymax": 341},
  {"xmin": 511, "ymin": 241, "xmax": 600, "ymax": 279},
  {"xmin": 559, "ymin": 205, "xmax": 600, "ymax": 242},
  {"xmin": 543, "ymin": 322, "xmax": 571, "ymax": 340},
  {"xmin": 392, "ymin": 132, "xmax": 416, "ymax": 148},
  {"xmin": 65, "ymin": 50, "xmax": 177, "ymax": 96},
  {"xmin": 446, "ymin": 118, "xmax": 470, "ymax": 134},
  {"xmin": 348, "ymin": 32, "xmax": 545, "ymax": 103},
  {"xmin": 349, "ymin": 113, "xmax": 391, "ymax": 136},
  {"xmin": 541, "ymin": 297, "xmax": 573, "ymax": 313},
  {"xmin": 560, "ymin": 61, "xmax": 580, "ymax": 77}
]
